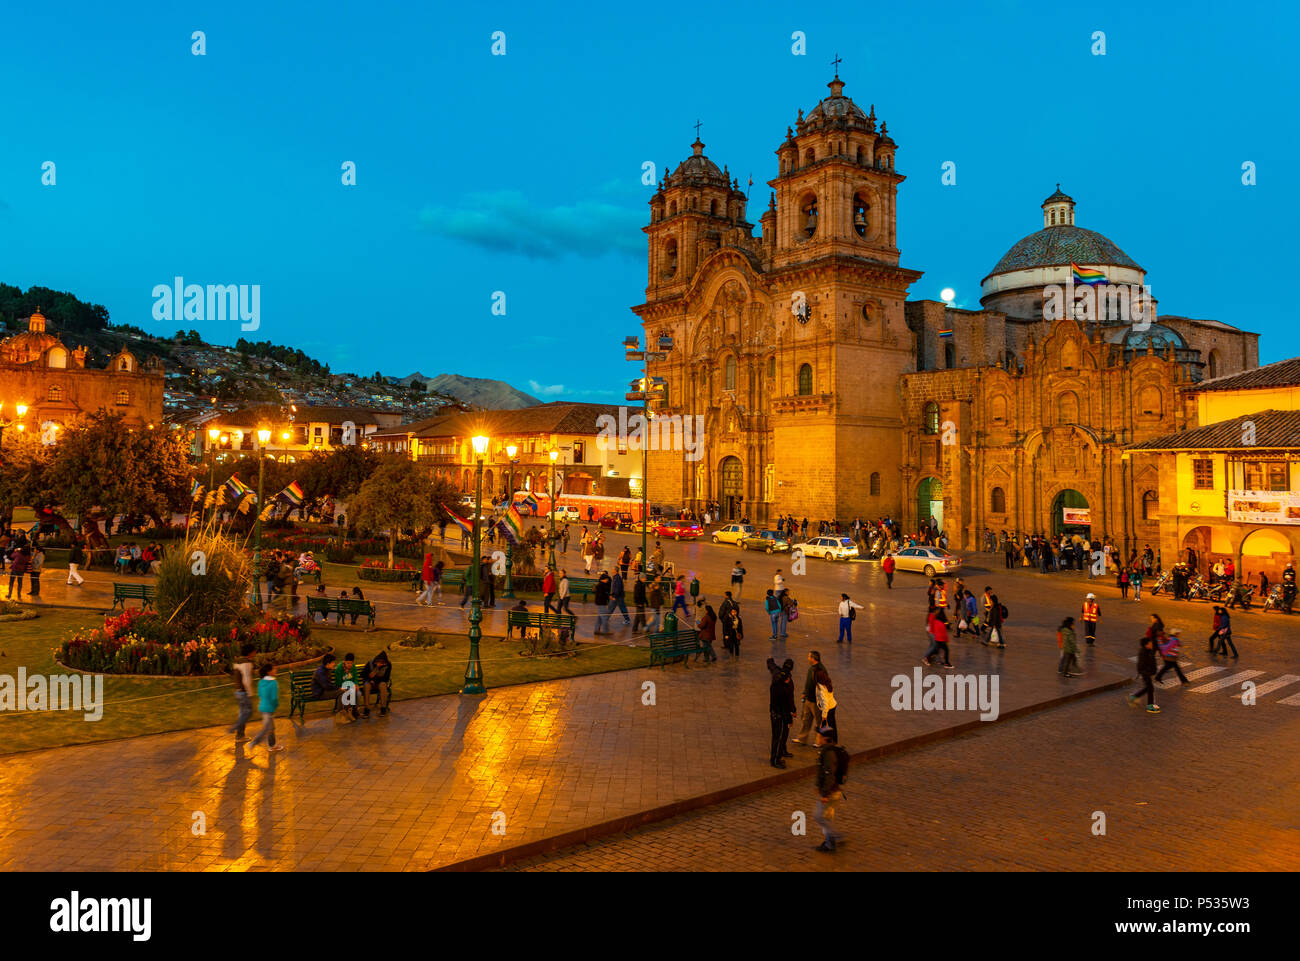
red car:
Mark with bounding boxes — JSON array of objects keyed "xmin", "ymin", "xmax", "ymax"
[{"xmin": 653, "ymin": 520, "xmax": 703, "ymax": 541}]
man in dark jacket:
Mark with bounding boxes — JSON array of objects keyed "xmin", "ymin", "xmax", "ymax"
[
  {"xmin": 610, "ymin": 570, "xmax": 630, "ymax": 626},
  {"xmin": 311, "ymin": 654, "xmax": 344, "ymax": 712},
  {"xmin": 479, "ymin": 557, "xmax": 495, "ymax": 608},
  {"xmin": 593, "ymin": 572, "xmax": 612, "ymax": 635},
  {"xmin": 719, "ymin": 591, "xmax": 740, "ymax": 655},
  {"xmin": 814, "ymin": 725, "xmax": 844, "ymax": 853},
  {"xmin": 1127, "ymin": 636, "xmax": 1160, "ymax": 713},
  {"xmin": 982, "ymin": 588, "xmax": 1006, "ymax": 649},
  {"xmin": 362, "ymin": 650, "xmax": 393, "ymax": 716},
  {"xmin": 632, "ymin": 574, "xmax": 648, "ymax": 632},
  {"xmin": 766, "ymin": 657, "xmax": 796, "ymax": 768},
  {"xmin": 791, "ymin": 650, "xmax": 822, "ymax": 745}
]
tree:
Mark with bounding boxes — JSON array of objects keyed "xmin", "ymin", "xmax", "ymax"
[
  {"xmin": 299, "ymin": 445, "xmax": 380, "ymax": 510},
  {"xmin": 49, "ymin": 412, "xmax": 191, "ymax": 529},
  {"xmin": 0, "ymin": 432, "xmax": 56, "ymax": 526},
  {"xmin": 349, "ymin": 458, "xmax": 443, "ymax": 567}
]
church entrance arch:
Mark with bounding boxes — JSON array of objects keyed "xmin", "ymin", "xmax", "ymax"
[
  {"xmin": 1050, "ymin": 489, "xmax": 1090, "ymax": 537},
  {"xmin": 720, "ymin": 456, "xmax": 744, "ymax": 520},
  {"xmin": 917, "ymin": 477, "xmax": 942, "ymax": 530}
]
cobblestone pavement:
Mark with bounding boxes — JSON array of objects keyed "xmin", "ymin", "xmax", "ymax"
[{"xmin": 4, "ymin": 531, "xmax": 1296, "ymax": 871}]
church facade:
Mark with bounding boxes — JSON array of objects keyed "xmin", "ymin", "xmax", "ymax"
[{"xmin": 634, "ymin": 75, "xmax": 1260, "ymax": 555}]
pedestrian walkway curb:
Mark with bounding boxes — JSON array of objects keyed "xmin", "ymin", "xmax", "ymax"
[{"xmin": 436, "ymin": 675, "xmax": 1132, "ymax": 872}]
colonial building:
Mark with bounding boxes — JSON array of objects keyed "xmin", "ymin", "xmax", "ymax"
[
  {"xmin": 368, "ymin": 402, "xmax": 641, "ymax": 500},
  {"xmin": 196, "ymin": 405, "xmax": 403, "ymax": 461},
  {"xmin": 0, "ymin": 309, "xmax": 164, "ymax": 430},
  {"xmin": 1127, "ymin": 358, "xmax": 1300, "ymax": 581},
  {"xmin": 634, "ymin": 74, "xmax": 1261, "ymax": 546}
]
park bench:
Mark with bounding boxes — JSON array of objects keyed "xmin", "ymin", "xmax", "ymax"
[
  {"xmin": 306, "ymin": 596, "xmax": 376, "ymax": 628},
  {"xmin": 507, "ymin": 610, "xmax": 578, "ymax": 655},
  {"xmin": 648, "ymin": 628, "xmax": 703, "ymax": 667},
  {"xmin": 441, "ymin": 568, "xmax": 467, "ymax": 591},
  {"xmin": 566, "ymin": 576, "xmax": 598, "ymax": 602},
  {"xmin": 109, "ymin": 581, "xmax": 156, "ymax": 612},
  {"xmin": 288, "ymin": 667, "xmax": 394, "ymax": 722}
]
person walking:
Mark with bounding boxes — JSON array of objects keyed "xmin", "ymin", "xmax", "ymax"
[
  {"xmin": 813, "ymin": 725, "xmax": 846, "ymax": 853},
  {"xmin": 632, "ymin": 573, "xmax": 648, "ymax": 632},
  {"xmin": 791, "ymin": 651, "xmax": 823, "ymax": 745},
  {"xmin": 27, "ymin": 546, "xmax": 43, "ymax": 598},
  {"xmin": 417, "ymin": 552, "xmax": 435, "ymax": 606},
  {"xmin": 1155, "ymin": 627, "xmax": 1189, "ymax": 685},
  {"xmin": 696, "ymin": 604, "xmax": 718, "ymax": 663},
  {"xmin": 1081, "ymin": 593, "xmax": 1100, "ymax": 645},
  {"xmin": 1118, "ymin": 566, "xmax": 1130, "ymax": 600},
  {"xmin": 730, "ymin": 561, "xmax": 746, "ymax": 598},
  {"xmin": 1057, "ymin": 617, "xmax": 1081, "ymax": 677},
  {"xmin": 766, "ymin": 656, "xmax": 796, "ymax": 768},
  {"xmin": 982, "ymin": 587, "xmax": 1006, "ymax": 649},
  {"xmin": 610, "ymin": 569, "xmax": 631, "ymax": 626},
  {"xmin": 228, "ymin": 643, "xmax": 257, "ymax": 742},
  {"xmin": 618, "ymin": 546, "xmax": 631, "ymax": 580},
  {"xmin": 1128, "ymin": 635, "xmax": 1161, "ymax": 714},
  {"xmin": 556, "ymin": 569, "xmax": 574, "ymax": 617},
  {"xmin": 1211, "ymin": 605, "xmax": 1238, "ymax": 658},
  {"xmin": 836, "ymin": 593, "xmax": 863, "ymax": 644},
  {"xmin": 719, "ymin": 591, "xmax": 740, "ymax": 655},
  {"xmin": 773, "ymin": 569, "xmax": 786, "ymax": 594},
  {"xmin": 542, "ymin": 567, "xmax": 557, "ymax": 615},
  {"xmin": 581, "ymin": 530, "xmax": 595, "ymax": 574},
  {"xmin": 647, "ymin": 574, "xmax": 664, "ymax": 632},
  {"xmin": 66, "ymin": 540, "xmax": 85, "ymax": 587},
  {"xmin": 922, "ymin": 608, "xmax": 953, "ymax": 668},
  {"xmin": 248, "ymin": 663, "xmax": 284, "ymax": 752},
  {"xmin": 6, "ymin": 546, "xmax": 29, "ymax": 599},
  {"xmin": 560, "ymin": 523, "xmax": 570, "ymax": 554},
  {"xmin": 671, "ymin": 574, "xmax": 689, "ymax": 616},
  {"xmin": 593, "ymin": 572, "xmax": 612, "ymax": 635},
  {"xmin": 813, "ymin": 664, "xmax": 837, "ymax": 742},
  {"xmin": 882, "ymin": 551, "xmax": 896, "ymax": 588},
  {"xmin": 1131, "ymin": 565, "xmax": 1143, "ymax": 601}
]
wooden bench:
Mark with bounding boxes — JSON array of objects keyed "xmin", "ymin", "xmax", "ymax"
[
  {"xmin": 507, "ymin": 610, "xmax": 578, "ymax": 655},
  {"xmin": 567, "ymin": 576, "xmax": 598, "ymax": 602},
  {"xmin": 287, "ymin": 667, "xmax": 394, "ymax": 722},
  {"xmin": 306, "ymin": 596, "xmax": 376, "ymax": 628},
  {"xmin": 441, "ymin": 568, "xmax": 467, "ymax": 591},
  {"xmin": 648, "ymin": 628, "xmax": 703, "ymax": 667},
  {"xmin": 109, "ymin": 581, "xmax": 155, "ymax": 612}
]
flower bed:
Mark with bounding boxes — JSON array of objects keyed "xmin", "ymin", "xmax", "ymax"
[
  {"xmin": 55, "ymin": 607, "xmax": 327, "ymax": 676},
  {"xmin": 358, "ymin": 559, "xmax": 420, "ymax": 583}
]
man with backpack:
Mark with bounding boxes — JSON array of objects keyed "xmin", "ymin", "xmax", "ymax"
[
  {"xmin": 837, "ymin": 593, "xmax": 863, "ymax": 644},
  {"xmin": 766, "ymin": 656, "xmax": 796, "ymax": 768},
  {"xmin": 814, "ymin": 725, "xmax": 849, "ymax": 853}
]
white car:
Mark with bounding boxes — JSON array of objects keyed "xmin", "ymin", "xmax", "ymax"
[
  {"xmin": 889, "ymin": 546, "xmax": 964, "ymax": 576},
  {"xmin": 711, "ymin": 523, "xmax": 755, "ymax": 545},
  {"xmin": 554, "ymin": 506, "xmax": 581, "ymax": 522},
  {"xmin": 801, "ymin": 536, "xmax": 860, "ymax": 561}
]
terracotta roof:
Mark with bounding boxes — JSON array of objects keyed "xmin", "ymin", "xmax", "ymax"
[
  {"xmin": 212, "ymin": 404, "xmax": 399, "ymax": 428},
  {"xmin": 1193, "ymin": 356, "xmax": 1300, "ymax": 392},
  {"xmin": 1127, "ymin": 410, "xmax": 1300, "ymax": 451},
  {"xmin": 372, "ymin": 402, "xmax": 624, "ymax": 440}
]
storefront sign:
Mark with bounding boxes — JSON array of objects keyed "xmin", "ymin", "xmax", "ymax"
[
  {"xmin": 1062, "ymin": 507, "xmax": 1091, "ymax": 526},
  {"xmin": 1227, "ymin": 489, "xmax": 1300, "ymax": 526}
]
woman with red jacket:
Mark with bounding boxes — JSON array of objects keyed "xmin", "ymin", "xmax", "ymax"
[{"xmin": 922, "ymin": 608, "xmax": 953, "ymax": 668}]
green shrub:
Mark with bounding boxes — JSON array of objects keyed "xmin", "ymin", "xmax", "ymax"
[{"xmin": 154, "ymin": 531, "xmax": 251, "ymax": 635}]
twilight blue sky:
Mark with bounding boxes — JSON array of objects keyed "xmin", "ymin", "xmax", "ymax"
[{"xmin": 2, "ymin": 0, "xmax": 1296, "ymax": 400}]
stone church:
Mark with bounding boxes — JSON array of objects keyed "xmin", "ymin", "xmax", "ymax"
[{"xmin": 634, "ymin": 74, "xmax": 1259, "ymax": 553}]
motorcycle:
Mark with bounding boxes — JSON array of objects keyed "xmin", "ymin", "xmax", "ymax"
[
  {"xmin": 1150, "ymin": 570, "xmax": 1173, "ymax": 596},
  {"xmin": 1227, "ymin": 582, "xmax": 1256, "ymax": 610},
  {"xmin": 1186, "ymin": 575, "xmax": 1212, "ymax": 601},
  {"xmin": 1262, "ymin": 585, "xmax": 1283, "ymax": 612}
]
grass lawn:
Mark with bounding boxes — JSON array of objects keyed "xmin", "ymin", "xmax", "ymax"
[{"xmin": 0, "ymin": 608, "xmax": 649, "ymax": 756}]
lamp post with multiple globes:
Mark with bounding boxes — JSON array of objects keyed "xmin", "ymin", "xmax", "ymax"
[
  {"xmin": 624, "ymin": 334, "xmax": 673, "ymax": 569},
  {"xmin": 503, "ymin": 444, "xmax": 518, "ymax": 599},
  {"xmin": 462, "ymin": 434, "xmax": 490, "ymax": 695},
  {"xmin": 0, "ymin": 403, "xmax": 28, "ymax": 458},
  {"xmin": 253, "ymin": 427, "xmax": 271, "ymax": 609},
  {"xmin": 548, "ymin": 448, "xmax": 559, "ymax": 571}
]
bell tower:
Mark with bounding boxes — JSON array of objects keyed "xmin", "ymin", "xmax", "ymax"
[{"xmin": 770, "ymin": 74, "xmax": 902, "ymax": 270}]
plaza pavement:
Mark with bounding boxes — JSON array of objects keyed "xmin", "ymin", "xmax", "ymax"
[{"xmin": 3, "ymin": 531, "xmax": 1296, "ymax": 871}]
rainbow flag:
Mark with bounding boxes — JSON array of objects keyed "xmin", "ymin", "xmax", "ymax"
[
  {"xmin": 938, "ymin": 326, "xmax": 954, "ymax": 339},
  {"xmin": 1072, "ymin": 262, "xmax": 1106, "ymax": 286},
  {"xmin": 522, "ymin": 493, "xmax": 539, "ymax": 515},
  {"xmin": 190, "ymin": 480, "xmax": 203, "ymax": 501},
  {"xmin": 225, "ymin": 474, "xmax": 255, "ymax": 501},
  {"xmin": 446, "ymin": 508, "xmax": 473, "ymax": 536},
  {"xmin": 278, "ymin": 481, "xmax": 305, "ymax": 506},
  {"xmin": 503, "ymin": 504, "xmax": 523, "ymax": 543},
  {"xmin": 495, "ymin": 519, "xmax": 520, "ymax": 546}
]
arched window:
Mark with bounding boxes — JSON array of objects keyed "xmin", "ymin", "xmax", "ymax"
[
  {"xmin": 856, "ymin": 146, "xmax": 866, "ymax": 165},
  {"xmin": 1056, "ymin": 391, "xmax": 1080, "ymax": 424},
  {"xmin": 47, "ymin": 385, "xmax": 63, "ymax": 401},
  {"xmin": 1142, "ymin": 490, "xmax": 1159, "ymax": 520},
  {"xmin": 1050, "ymin": 210, "xmax": 1056, "ymax": 225},
  {"xmin": 664, "ymin": 238, "xmax": 678, "ymax": 276},
  {"xmin": 797, "ymin": 364, "xmax": 813, "ymax": 396},
  {"xmin": 869, "ymin": 472, "xmax": 881, "ymax": 496},
  {"xmin": 922, "ymin": 401, "xmax": 940, "ymax": 435},
  {"xmin": 944, "ymin": 341, "xmax": 956, "ymax": 369},
  {"xmin": 1207, "ymin": 349, "xmax": 1221, "ymax": 379},
  {"xmin": 990, "ymin": 486, "xmax": 1007, "ymax": 513},
  {"xmin": 804, "ymin": 148, "xmax": 815, "ymax": 165},
  {"xmin": 988, "ymin": 394, "xmax": 1008, "ymax": 423},
  {"xmin": 800, "ymin": 194, "xmax": 818, "ymax": 238},
  {"xmin": 710, "ymin": 200, "xmax": 717, "ymax": 216},
  {"xmin": 852, "ymin": 191, "xmax": 870, "ymax": 238},
  {"xmin": 669, "ymin": 201, "xmax": 677, "ymax": 216},
  {"xmin": 724, "ymin": 356, "xmax": 737, "ymax": 390},
  {"xmin": 1138, "ymin": 386, "xmax": 1163, "ymax": 416},
  {"xmin": 115, "ymin": 390, "xmax": 129, "ymax": 405}
]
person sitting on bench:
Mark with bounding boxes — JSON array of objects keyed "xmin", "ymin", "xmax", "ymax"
[
  {"xmin": 335, "ymin": 652, "xmax": 363, "ymax": 718},
  {"xmin": 348, "ymin": 587, "xmax": 366, "ymax": 625},
  {"xmin": 362, "ymin": 651, "xmax": 392, "ymax": 717},
  {"xmin": 312, "ymin": 654, "xmax": 345, "ymax": 713},
  {"xmin": 507, "ymin": 599, "xmax": 529, "ymax": 639}
]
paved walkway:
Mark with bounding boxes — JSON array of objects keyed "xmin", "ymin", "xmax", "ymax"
[{"xmin": 5, "ymin": 536, "xmax": 1295, "ymax": 871}]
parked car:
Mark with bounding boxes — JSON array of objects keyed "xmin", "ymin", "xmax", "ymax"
[
  {"xmin": 554, "ymin": 505, "xmax": 581, "ymax": 522},
  {"xmin": 711, "ymin": 523, "xmax": 756, "ymax": 545},
  {"xmin": 653, "ymin": 519, "xmax": 703, "ymax": 541},
  {"xmin": 888, "ymin": 546, "xmax": 964, "ymax": 577},
  {"xmin": 738, "ymin": 529, "xmax": 791, "ymax": 553},
  {"xmin": 599, "ymin": 511, "xmax": 635, "ymax": 530},
  {"xmin": 799, "ymin": 536, "xmax": 860, "ymax": 561}
]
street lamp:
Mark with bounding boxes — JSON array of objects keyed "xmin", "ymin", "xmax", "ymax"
[
  {"xmin": 253, "ymin": 427, "xmax": 271, "ymax": 610},
  {"xmin": 206, "ymin": 427, "xmax": 221, "ymax": 519},
  {"xmin": 463, "ymin": 434, "xmax": 490, "ymax": 695},
  {"xmin": 625, "ymin": 334, "xmax": 672, "ymax": 571},
  {"xmin": 548, "ymin": 448, "xmax": 559, "ymax": 571},
  {"xmin": 504, "ymin": 443, "xmax": 518, "ymax": 599},
  {"xmin": 0, "ymin": 403, "xmax": 28, "ymax": 457}
]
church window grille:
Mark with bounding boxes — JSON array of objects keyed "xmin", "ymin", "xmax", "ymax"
[
  {"xmin": 1142, "ymin": 490, "xmax": 1159, "ymax": 520},
  {"xmin": 990, "ymin": 486, "xmax": 1007, "ymax": 514},
  {"xmin": 922, "ymin": 401, "xmax": 940, "ymax": 435},
  {"xmin": 1192, "ymin": 458, "xmax": 1214, "ymax": 490},
  {"xmin": 47, "ymin": 385, "xmax": 63, "ymax": 401},
  {"xmin": 797, "ymin": 364, "xmax": 813, "ymax": 396},
  {"xmin": 115, "ymin": 390, "xmax": 129, "ymax": 405},
  {"xmin": 869, "ymin": 472, "xmax": 881, "ymax": 496},
  {"xmin": 725, "ymin": 356, "xmax": 737, "ymax": 391}
]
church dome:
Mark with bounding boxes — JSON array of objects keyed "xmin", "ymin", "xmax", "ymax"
[
  {"xmin": 667, "ymin": 139, "xmax": 728, "ymax": 187},
  {"xmin": 0, "ymin": 310, "xmax": 62, "ymax": 363},
  {"xmin": 1104, "ymin": 322, "xmax": 1187, "ymax": 351},
  {"xmin": 988, "ymin": 224, "xmax": 1141, "ymax": 277},
  {"xmin": 802, "ymin": 76, "xmax": 874, "ymax": 130}
]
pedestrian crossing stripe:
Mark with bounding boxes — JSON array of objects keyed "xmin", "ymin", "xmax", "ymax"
[
  {"xmin": 1158, "ymin": 666, "xmax": 1223, "ymax": 690},
  {"xmin": 1186, "ymin": 670, "xmax": 1265, "ymax": 693},
  {"xmin": 1237, "ymin": 674, "xmax": 1300, "ymax": 701}
]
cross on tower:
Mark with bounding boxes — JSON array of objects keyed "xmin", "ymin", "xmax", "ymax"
[
  {"xmin": 694, "ymin": 119, "xmax": 702, "ymax": 139},
  {"xmin": 831, "ymin": 53, "xmax": 842, "ymax": 77}
]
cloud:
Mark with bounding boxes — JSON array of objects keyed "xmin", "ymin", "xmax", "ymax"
[
  {"xmin": 528, "ymin": 380, "xmax": 568, "ymax": 396},
  {"xmin": 419, "ymin": 187, "xmax": 645, "ymax": 260},
  {"xmin": 528, "ymin": 380, "xmax": 620, "ymax": 401}
]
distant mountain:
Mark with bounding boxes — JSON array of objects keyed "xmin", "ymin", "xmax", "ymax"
[{"xmin": 424, "ymin": 373, "xmax": 541, "ymax": 410}]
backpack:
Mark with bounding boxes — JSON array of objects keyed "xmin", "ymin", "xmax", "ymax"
[
  {"xmin": 832, "ymin": 745, "xmax": 850, "ymax": 785},
  {"xmin": 848, "ymin": 605, "xmax": 856, "ymax": 621},
  {"xmin": 1000, "ymin": 603, "xmax": 1009, "ymax": 620}
]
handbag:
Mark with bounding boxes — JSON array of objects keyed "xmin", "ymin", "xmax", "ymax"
[{"xmin": 787, "ymin": 602, "xmax": 799, "ymax": 622}]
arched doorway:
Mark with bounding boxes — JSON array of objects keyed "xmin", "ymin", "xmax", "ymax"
[
  {"xmin": 1239, "ymin": 527, "xmax": 1294, "ymax": 584},
  {"xmin": 720, "ymin": 456, "xmax": 744, "ymax": 520},
  {"xmin": 917, "ymin": 477, "xmax": 943, "ymax": 530},
  {"xmin": 1050, "ymin": 489, "xmax": 1090, "ymax": 537},
  {"xmin": 484, "ymin": 469, "xmax": 493, "ymax": 497},
  {"xmin": 565, "ymin": 472, "xmax": 595, "ymax": 495},
  {"xmin": 1181, "ymin": 525, "xmax": 1212, "ymax": 574}
]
